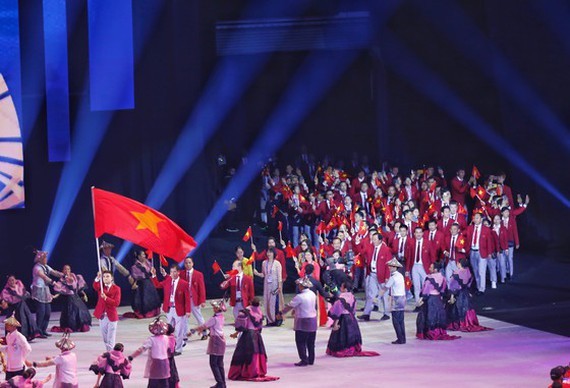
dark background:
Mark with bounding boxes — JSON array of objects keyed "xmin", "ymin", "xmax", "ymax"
[{"xmin": 1, "ymin": 1, "xmax": 569, "ymax": 313}]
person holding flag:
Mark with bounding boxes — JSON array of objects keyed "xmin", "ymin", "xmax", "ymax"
[
  {"xmin": 220, "ymin": 260, "xmax": 254, "ymax": 320},
  {"xmin": 93, "ymin": 271, "xmax": 121, "ymax": 352},
  {"xmin": 253, "ymin": 248, "xmax": 284, "ymax": 326},
  {"xmin": 252, "ymin": 237, "xmax": 287, "ymax": 283}
]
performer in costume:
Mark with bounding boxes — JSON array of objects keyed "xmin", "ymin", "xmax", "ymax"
[
  {"xmin": 128, "ymin": 250, "xmax": 161, "ymax": 319},
  {"xmin": 0, "ymin": 314, "xmax": 31, "ymax": 380},
  {"xmin": 1, "ymin": 276, "xmax": 39, "ymax": 341},
  {"xmin": 282, "ymin": 277, "xmax": 317, "ymax": 367},
  {"xmin": 129, "ymin": 316, "xmax": 171, "ymax": 388},
  {"xmin": 165, "ymin": 325, "xmax": 179, "ymax": 388},
  {"xmin": 228, "ymin": 297, "xmax": 279, "ymax": 382},
  {"xmin": 51, "ymin": 265, "xmax": 92, "ymax": 332},
  {"xmin": 89, "ymin": 343, "xmax": 132, "ymax": 388},
  {"xmin": 0, "ymin": 367, "xmax": 52, "ymax": 387},
  {"xmin": 447, "ymin": 259, "xmax": 493, "ymax": 332},
  {"xmin": 30, "ymin": 250, "xmax": 63, "ymax": 338},
  {"xmin": 192, "ymin": 300, "xmax": 227, "ymax": 388},
  {"xmin": 27, "ymin": 333, "xmax": 78, "ymax": 388},
  {"xmin": 93, "ymin": 271, "xmax": 121, "ymax": 352},
  {"xmin": 99, "ymin": 241, "xmax": 135, "ymax": 287},
  {"xmin": 253, "ymin": 248, "xmax": 284, "ymax": 326},
  {"xmin": 384, "ymin": 258, "xmax": 407, "ymax": 344},
  {"xmin": 326, "ymin": 280, "xmax": 380, "ymax": 357},
  {"xmin": 416, "ymin": 261, "xmax": 460, "ymax": 341}
]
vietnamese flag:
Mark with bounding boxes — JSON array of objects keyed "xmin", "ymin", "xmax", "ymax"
[
  {"xmin": 277, "ymin": 221, "xmax": 283, "ymax": 232},
  {"xmin": 211, "ymin": 260, "xmax": 221, "ymax": 274},
  {"xmin": 92, "ymin": 188, "xmax": 196, "ymax": 262},
  {"xmin": 272, "ymin": 205, "xmax": 279, "ymax": 218},
  {"xmin": 226, "ymin": 269, "xmax": 239, "ymax": 277},
  {"xmin": 285, "ymin": 242, "xmax": 295, "ymax": 259},
  {"xmin": 242, "ymin": 226, "xmax": 253, "ymax": 242},
  {"xmin": 246, "ymin": 252, "xmax": 255, "ymax": 266},
  {"xmin": 159, "ymin": 254, "xmax": 168, "ymax": 266},
  {"xmin": 472, "ymin": 165, "xmax": 481, "ymax": 180}
]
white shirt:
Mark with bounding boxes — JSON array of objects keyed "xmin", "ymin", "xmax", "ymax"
[
  {"xmin": 414, "ymin": 239, "xmax": 424, "ymax": 264},
  {"xmin": 288, "ymin": 289, "xmax": 317, "ymax": 319},
  {"xmin": 471, "ymin": 225, "xmax": 481, "ymax": 250},
  {"xmin": 398, "ymin": 236, "xmax": 407, "ymax": 257},
  {"xmin": 385, "ymin": 271, "xmax": 405, "ymax": 297},
  {"xmin": 1, "ymin": 330, "xmax": 31, "ymax": 371},
  {"xmin": 235, "ymin": 275, "xmax": 242, "ymax": 300},
  {"xmin": 170, "ymin": 277, "xmax": 179, "ymax": 306},
  {"xmin": 54, "ymin": 350, "xmax": 78, "ymax": 385},
  {"xmin": 371, "ymin": 245, "xmax": 380, "ymax": 273}
]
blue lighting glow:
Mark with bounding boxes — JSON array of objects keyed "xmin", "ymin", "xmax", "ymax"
[{"xmin": 380, "ymin": 30, "xmax": 570, "ymax": 208}]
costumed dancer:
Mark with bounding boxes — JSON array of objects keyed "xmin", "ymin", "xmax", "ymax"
[
  {"xmin": 416, "ymin": 261, "xmax": 461, "ymax": 341},
  {"xmin": 253, "ymin": 248, "xmax": 284, "ymax": 326},
  {"xmin": 0, "ymin": 367, "xmax": 51, "ymax": 387},
  {"xmin": 99, "ymin": 241, "xmax": 136, "ymax": 288},
  {"xmin": 93, "ymin": 271, "xmax": 121, "ymax": 352},
  {"xmin": 191, "ymin": 300, "xmax": 227, "ymax": 388},
  {"xmin": 51, "ymin": 265, "xmax": 92, "ymax": 332},
  {"xmin": 384, "ymin": 258, "xmax": 407, "ymax": 345},
  {"xmin": 28, "ymin": 333, "xmax": 78, "ymax": 388},
  {"xmin": 447, "ymin": 259, "xmax": 493, "ymax": 332},
  {"xmin": 326, "ymin": 280, "xmax": 380, "ymax": 357},
  {"xmin": 228, "ymin": 297, "xmax": 279, "ymax": 382},
  {"xmin": 0, "ymin": 314, "xmax": 31, "ymax": 379},
  {"xmin": 129, "ymin": 250, "xmax": 161, "ymax": 319},
  {"xmin": 165, "ymin": 325, "xmax": 179, "ymax": 388},
  {"xmin": 128, "ymin": 316, "xmax": 171, "ymax": 388},
  {"xmin": 1, "ymin": 276, "xmax": 40, "ymax": 340},
  {"xmin": 282, "ymin": 277, "xmax": 317, "ymax": 367},
  {"xmin": 31, "ymin": 250, "xmax": 63, "ymax": 338},
  {"xmin": 89, "ymin": 343, "xmax": 132, "ymax": 388}
]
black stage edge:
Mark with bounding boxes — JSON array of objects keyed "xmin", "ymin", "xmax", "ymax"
[{"xmin": 473, "ymin": 252, "xmax": 570, "ymax": 338}]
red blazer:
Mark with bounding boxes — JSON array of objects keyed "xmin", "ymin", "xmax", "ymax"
[
  {"xmin": 443, "ymin": 233, "xmax": 467, "ymax": 263},
  {"xmin": 179, "ymin": 269, "xmax": 206, "ymax": 306},
  {"xmin": 465, "ymin": 224, "xmax": 494, "ymax": 259},
  {"xmin": 352, "ymin": 234, "xmax": 372, "ymax": 268},
  {"xmin": 449, "ymin": 214, "xmax": 468, "ymax": 231},
  {"xmin": 256, "ymin": 248, "xmax": 287, "ymax": 280},
  {"xmin": 390, "ymin": 235, "xmax": 412, "ymax": 261},
  {"xmin": 494, "ymin": 225, "xmax": 509, "ymax": 251},
  {"xmin": 400, "ymin": 185, "xmax": 419, "ymax": 203},
  {"xmin": 450, "ymin": 176, "xmax": 468, "ymax": 205},
  {"xmin": 220, "ymin": 274, "xmax": 254, "ymax": 307},
  {"xmin": 424, "ymin": 230, "xmax": 445, "ymax": 259},
  {"xmin": 401, "ymin": 220, "xmax": 418, "ymax": 237},
  {"xmin": 351, "ymin": 191, "xmax": 374, "ymax": 214},
  {"xmin": 503, "ymin": 206, "xmax": 526, "ymax": 246},
  {"xmin": 437, "ymin": 217, "xmax": 454, "ymax": 236},
  {"xmin": 93, "ymin": 281, "xmax": 121, "ymax": 322},
  {"xmin": 152, "ymin": 276, "xmax": 191, "ymax": 316},
  {"xmin": 349, "ymin": 177, "xmax": 366, "ymax": 197},
  {"xmin": 315, "ymin": 200, "xmax": 335, "ymax": 223},
  {"xmin": 406, "ymin": 239, "xmax": 436, "ymax": 274},
  {"xmin": 366, "ymin": 243, "xmax": 392, "ymax": 283}
]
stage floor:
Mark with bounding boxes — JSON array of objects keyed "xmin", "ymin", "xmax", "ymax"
[{"xmin": 15, "ymin": 297, "xmax": 567, "ymax": 387}]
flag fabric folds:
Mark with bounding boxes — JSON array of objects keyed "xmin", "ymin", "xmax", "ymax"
[
  {"xmin": 92, "ymin": 188, "xmax": 196, "ymax": 262},
  {"xmin": 242, "ymin": 226, "xmax": 253, "ymax": 242}
]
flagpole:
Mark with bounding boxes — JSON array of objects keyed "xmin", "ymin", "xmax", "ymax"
[{"xmin": 91, "ymin": 186, "xmax": 104, "ymax": 291}]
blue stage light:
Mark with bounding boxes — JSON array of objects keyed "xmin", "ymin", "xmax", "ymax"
[
  {"xmin": 380, "ymin": 30, "xmax": 570, "ymax": 208},
  {"xmin": 42, "ymin": 2, "xmax": 166, "ymax": 258},
  {"xmin": 415, "ymin": 0, "xmax": 570, "ymax": 151}
]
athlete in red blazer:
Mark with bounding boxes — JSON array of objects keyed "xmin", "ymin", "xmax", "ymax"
[
  {"xmin": 93, "ymin": 274, "xmax": 121, "ymax": 322},
  {"xmin": 152, "ymin": 268, "xmax": 191, "ymax": 317},
  {"xmin": 220, "ymin": 261, "xmax": 255, "ymax": 309},
  {"xmin": 179, "ymin": 261, "xmax": 206, "ymax": 307},
  {"xmin": 406, "ymin": 230, "xmax": 436, "ymax": 274}
]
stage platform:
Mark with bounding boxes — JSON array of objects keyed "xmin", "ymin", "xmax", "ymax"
[{"xmin": 13, "ymin": 296, "xmax": 567, "ymax": 387}]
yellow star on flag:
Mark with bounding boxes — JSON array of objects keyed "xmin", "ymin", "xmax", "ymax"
[{"xmin": 131, "ymin": 210, "xmax": 164, "ymax": 237}]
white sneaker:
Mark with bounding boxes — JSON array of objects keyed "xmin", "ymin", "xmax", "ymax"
[{"xmin": 491, "ymin": 281, "xmax": 497, "ymax": 289}]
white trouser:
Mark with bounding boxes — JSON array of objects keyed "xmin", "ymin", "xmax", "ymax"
[
  {"xmin": 167, "ymin": 307, "xmax": 185, "ymax": 353},
  {"xmin": 363, "ymin": 275, "xmax": 390, "ymax": 316},
  {"xmin": 506, "ymin": 246, "xmax": 514, "ymax": 276},
  {"xmin": 487, "ymin": 256, "xmax": 497, "ymax": 283},
  {"xmin": 477, "ymin": 257, "xmax": 488, "ymax": 292},
  {"xmin": 184, "ymin": 302, "xmax": 206, "ymax": 338},
  {"xmin": 445, "ymin": 260, "xmax": 458, "ymax": 283},
  {"xmin": 411, "ymin": 263, "xmax": 427, "ymax": 304},
  {"xmin": 100, "ymin": 316, "xmax": 117, "ymax": 352},
  {"xmin": 498, "ymin": 250, "xmax": 508, "ymax": 282},
  {"xmin": 233, "ymin": 302, "xmax": 244, "ymax": 320}
]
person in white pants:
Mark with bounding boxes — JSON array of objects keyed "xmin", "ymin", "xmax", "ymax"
[
  {"xmin": 151, "ymin": 265, "xmax": 191, "ymax": 356},
  {"xmin": 180, "ymin": 257, "xmax": 208, "ymax": 341},
  {"xmin": 93, "ymin": 271, "xmax": 121, "ymax": 352}
]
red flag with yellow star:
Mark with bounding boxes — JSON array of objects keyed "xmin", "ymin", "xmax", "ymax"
[{"xmin": 92, "ymin": 188, "xmax": 197, "ymax": 262}]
